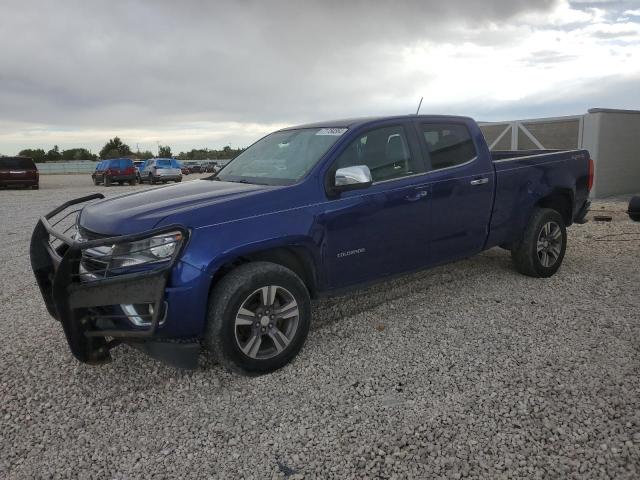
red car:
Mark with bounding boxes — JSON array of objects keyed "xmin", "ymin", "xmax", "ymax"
[{"xmin": 0, "ymin": 156, "xmax": 39, "ymax": 189}]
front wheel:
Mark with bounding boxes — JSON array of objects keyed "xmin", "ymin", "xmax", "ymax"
[
  {"xmin": 511, "ymin": 208, "xmax": 567, "ymax": 278},
  {"xmin": 205, "ymin": 262, "xmax": 311, "ymax": 375}
]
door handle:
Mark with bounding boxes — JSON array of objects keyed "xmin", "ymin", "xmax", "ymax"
[
  {"xmin": 470, "ymin": 178, "xmax": 489, "ymax": 186},
  {"xmin": 405, "ymin": 190, "xmax": 428, "ymax": 201}
]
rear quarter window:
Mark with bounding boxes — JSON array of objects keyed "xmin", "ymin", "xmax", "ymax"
[{"xmin": 421, "ymin": 123, "xmax": 477, "ymax": 170}]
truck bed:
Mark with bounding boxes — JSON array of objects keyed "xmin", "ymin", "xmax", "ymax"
[{"xmin": 486, "ymin": 148, "xmax": 591, "ymax": 250}]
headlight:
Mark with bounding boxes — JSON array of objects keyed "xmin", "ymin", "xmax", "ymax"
[
  {"xmin": 149, "ymin": 233, "xmax": 181, "ymax": 258},
  {"xmin": 85, "ymin": 231, "xmax": 184, "ymax": 271}
]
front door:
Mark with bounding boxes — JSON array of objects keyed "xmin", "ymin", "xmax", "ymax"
[{"xmin": 320, "ymin": 122, "xmax": 432, "ymax": 289}]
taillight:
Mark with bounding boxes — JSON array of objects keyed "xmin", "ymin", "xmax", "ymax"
[
  {"xmin": 588, "ymin": 158, "xmax": 594, "ymax": 192},
  {"xmin": 126, "ymin": 167, "xmax": 134, "ymax": 174}
]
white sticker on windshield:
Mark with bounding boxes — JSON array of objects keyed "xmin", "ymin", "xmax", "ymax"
[{"xmin": 316, "ymin": 128, "xmax": 348, "ymax": 136}]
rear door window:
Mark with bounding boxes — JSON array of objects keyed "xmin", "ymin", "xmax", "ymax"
[{"xmin": 420, "ymin": 123, "xmax": 477, "ymax": 170}]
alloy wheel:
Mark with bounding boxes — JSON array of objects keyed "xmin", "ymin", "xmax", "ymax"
[
  {"xmin": 537, "ymin": 221, "xmax": 562, "ymax": 267},
  {"xmin": 234, "ymin": 285, "xmax": 299, "ymax": 360}
]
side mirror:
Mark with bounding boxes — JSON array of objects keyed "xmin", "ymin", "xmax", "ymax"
[{"xmin": 334, "ymin": 165, "xmax": 373, "ymax": 192}]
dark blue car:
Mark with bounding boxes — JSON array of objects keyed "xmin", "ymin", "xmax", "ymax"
[{"xmin": 31, "ymin": 115, "xmax": 592, "ymax": 374}]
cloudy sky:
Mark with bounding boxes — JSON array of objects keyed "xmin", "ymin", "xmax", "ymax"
[{"xmin": 1, "ymin": 0, "xmax": 639, "ymax": 155}]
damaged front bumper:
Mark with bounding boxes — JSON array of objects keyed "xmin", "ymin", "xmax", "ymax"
[{"xmin": 29, "ymin": 193, "xmax": 199, "ymax": 369}]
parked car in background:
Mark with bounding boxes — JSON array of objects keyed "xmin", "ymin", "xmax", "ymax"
[
  {"xmin": 181, "ymin": 165, "xmax": 191, "ymax": 175},
  {"xmin": 31, "ymin": 114, "xmax": 592, "ymax": 374},
  {"xmin": 133, "ymin": 161, "xmax": 145, "ymax": 183},
  {"xmin": 139, "ymin": 158, "xmax": 183, "ymax": 184},
  {"xmin": 0, "ymin": 156, "xmax": 39, "ymax": 189},
  {"xmin": 204, "ymin": 162, "xmax": 218, "ymax": 173},
  {"xmin": 92, "ymin": 158, "xmax": 137, "ymax": 186},
  {"xmin": 184, "ymin": 161, "xmax": 202, "ymax": 173}
]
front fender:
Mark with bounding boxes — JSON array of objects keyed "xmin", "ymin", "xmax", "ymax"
[{"xmin": 181, "ymin": 207, "xmax": 325, "ymax": 284}]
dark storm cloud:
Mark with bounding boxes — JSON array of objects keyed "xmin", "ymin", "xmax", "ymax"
[{"xmin": 0, "ymin": 0, "xmax": 558, "ymax": 128}]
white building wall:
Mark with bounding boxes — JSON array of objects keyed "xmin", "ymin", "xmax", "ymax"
[
  {"xmin": 480, "ymin": 108, "xmax": 640, "ymax": 198},
  {"xmin": 586, "ymin": 109, "xmax": 640, "ymax": 198}
]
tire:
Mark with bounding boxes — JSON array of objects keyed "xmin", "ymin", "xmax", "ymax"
[
  {"xmin": 511, "ymin": 208, "xmax": 567, "ymax": 278},
  {"xmin": 130, "ymin": 178, "xmax": 137, "ymax": 186},
  {"xmin": 105, "ymin": 176, "xmax": 111, "ymax": 187},
  {"xmin": 205, "ymin": 262, "xmax": 311, "ymax": 375},
  {"xmin": 118, "ymin": 181, "xmax": 124, "ymax": 185}
]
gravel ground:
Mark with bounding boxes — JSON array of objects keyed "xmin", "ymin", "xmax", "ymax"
[{"xmin": 1, "ymin": 175, "xmax": 639, "ymax": 479}]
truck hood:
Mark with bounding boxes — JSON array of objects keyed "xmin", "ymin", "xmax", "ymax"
[{"xmin": 79, "ymin": 179, "xmax": 275, "ymax": 235}]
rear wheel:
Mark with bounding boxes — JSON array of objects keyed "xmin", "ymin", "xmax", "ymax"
[
  {"xmin": 205, "ymin": 262, "xmax": 311, "ymax": 375},
  {"xmin": 511, "ymin": 208, "xmax": 567, "ymax": 278}
]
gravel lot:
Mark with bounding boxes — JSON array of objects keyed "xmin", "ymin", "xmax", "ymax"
[{"xmin": 1, "ymin": 175, "xmax": 639, "ymax": 479}]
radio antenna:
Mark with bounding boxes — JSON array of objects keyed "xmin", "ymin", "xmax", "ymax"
[{"xmin": 415, "ymin": 96, "xmax": 423, "ymax": 115}]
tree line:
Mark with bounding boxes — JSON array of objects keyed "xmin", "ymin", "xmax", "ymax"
[{"xmin": 17, "ymin": 137, "xmax": 245, "ymax": 163}]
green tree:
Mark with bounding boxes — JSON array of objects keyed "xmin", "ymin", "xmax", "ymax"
[
  {"xmin": 176, "ymin": 146, "xmax": 245, "ymax": 161},
  {"xmin": 136, "ymin": 150, "xmax": 154, "ymax": 160},
  {"xmin": 45, "ymin": 145, "xmax": 62, "ymax": 162},
  {"xmin": 18, "ymin": 148, "xmax": 47, "ymax": 163},
  {"xmin": 61, "ymin": 148, "xmax": 97, "ymax": 161},
  {"xmin": 158, "ymin": 145, "xmax": 172, "ymax": 158},
  {"xmin": 99, "ymin": 137, "xmax": 132, "ymax": 159}
]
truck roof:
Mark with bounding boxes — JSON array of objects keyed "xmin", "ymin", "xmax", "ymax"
[{"xmin": 280, "ymin": 114, "xmax": 475, "ymax": 131}]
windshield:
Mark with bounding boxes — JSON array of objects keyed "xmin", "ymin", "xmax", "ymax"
[{"xmin": 217, "ymin": 127, "xmax": 347, "ymax": 185}]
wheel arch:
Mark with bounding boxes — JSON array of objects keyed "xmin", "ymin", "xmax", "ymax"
[
  {"xmin": 209, "ymin": 245, "xmax": 319, "ymax": 299},
  {"xmin": 536, "ymin": 188, "xmax": 574, "ymax": 226}
]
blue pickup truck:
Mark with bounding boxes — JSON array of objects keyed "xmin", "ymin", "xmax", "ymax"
[{"xmin": 30, "ymin": 115, "xmax": 593, "ymax": 374}]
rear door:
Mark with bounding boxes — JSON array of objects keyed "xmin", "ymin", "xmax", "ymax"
[{"xmin": 414, "ymin": 120, "xmax": 495, "ymax": 264}]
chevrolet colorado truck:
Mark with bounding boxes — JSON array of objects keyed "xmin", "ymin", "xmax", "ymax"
[{"xmin": 30, "ymin": 115, "xmax": 593, "ymax": 374}]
